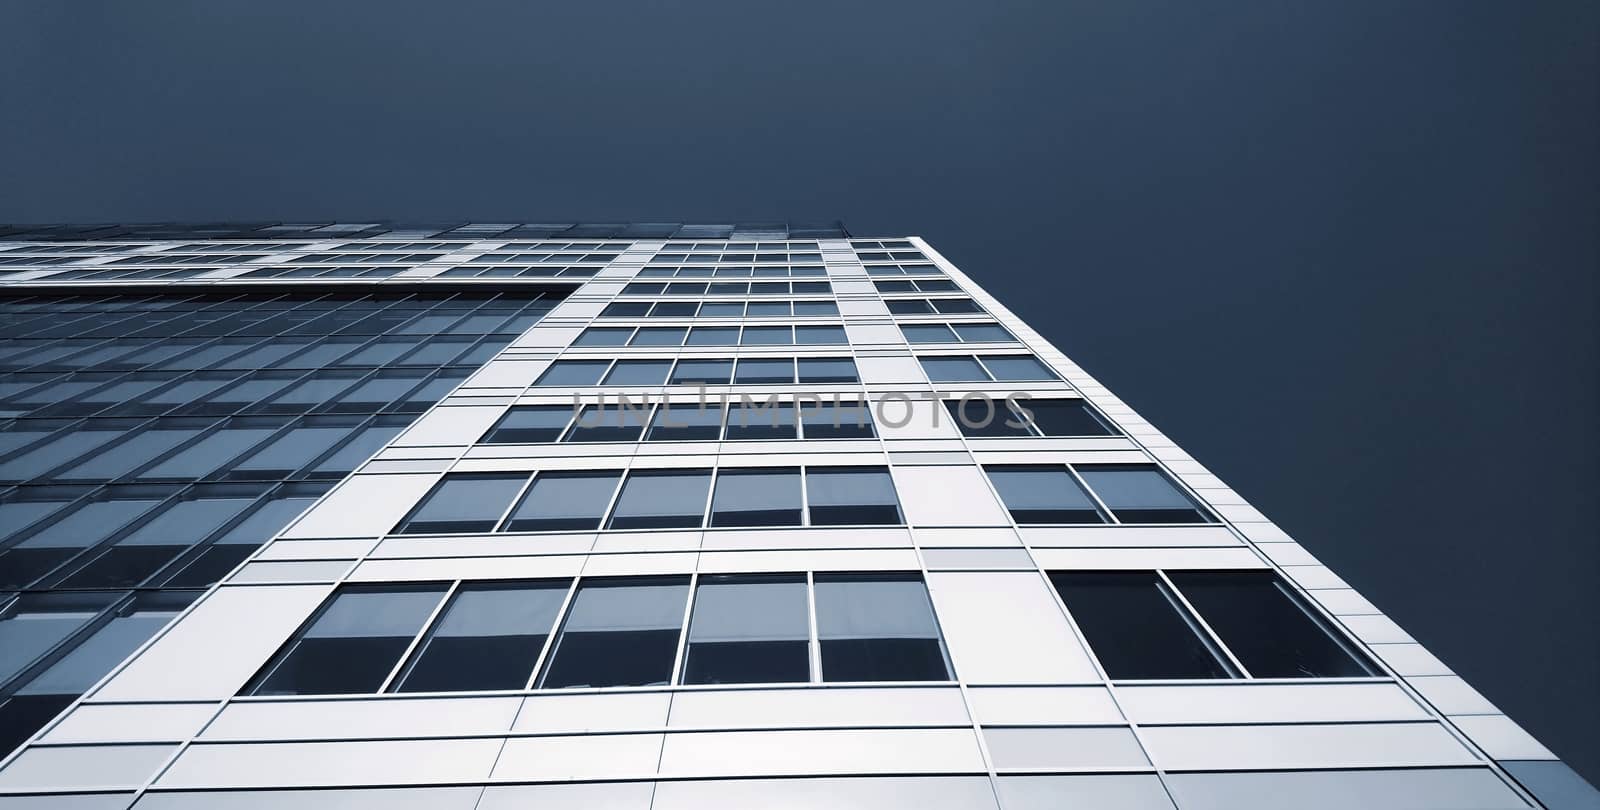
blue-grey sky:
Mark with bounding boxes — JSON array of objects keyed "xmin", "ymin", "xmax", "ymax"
[{"xmin": 4, "ymin": 0, "xmax": 1597, "ymax": 780}]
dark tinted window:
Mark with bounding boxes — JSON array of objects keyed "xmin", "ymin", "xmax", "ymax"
[
  {"xmin": 1050, "ymin": 571, "xmax": 1233, "ymax": 680},
  {"xmin": 502, "ymin": 471, "xmax": 621, "ymax": 532},
  {"xmin": 815, "ymin": 575, "xmax": 949, "ymax": 682},
  {"xmin": 249, "ymin": 585, "xmax": 448, "ymax": 695},
  {"xmin": 1169, "ymin": 572, "xmax": 1375, "ymax": 678},
  {"xmin": 395, "ymin": 473, "xmax": 527, "ymax": 534},
  {"xmin": 606, "ymin": 469, "xmax": 711, "ymax": 529},
  {"xmin": 710, "ymin": 468, "xmax": 802, "ymax": 527},
  {"xmin": 1077, "ymin": 466, "xmax": 1209, "ymax": 523},
  {"xmin": 482, "ymin": 406, "xmax": 575, "ymax": 444},
  {"xmin": 683, "ymin": 575, "xmax": 809, "ymax": 685},
  {"xmin": 799, "ymin": 401, "xmax": 875, "ymax": 439},
  {"xmin": 645, "ymin": 403, "xmax": 723, "ymax": 441},
  {"xmin": 539, "ymin": 577, "xmax": 689, "ymax": 689},
  {"xmin": 393, "ymin": 581, "xmax": 567, "ymax": 692},
  {"xmin": 986, "ymin": 466, "xmax": 1105, "ymax": 524},
  {"xmin": 805, "ymin": 467, "xmax": 900, "ymax": 526}
]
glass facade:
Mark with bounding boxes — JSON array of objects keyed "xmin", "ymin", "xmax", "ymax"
[{"xmin": 0, "ymin": 226, "xmax": 1584, "ymax": 810}]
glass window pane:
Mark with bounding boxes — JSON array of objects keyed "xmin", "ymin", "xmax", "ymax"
[
  {"xmin": 683, "ymin": 575, "xmax": 809, "ymax": 685},
  {"xmin": 534, "ymin": 360, "xmax": 611, "ymax": 387},
  {"xmin": 232, "ymin": 426, "xmax": 353, "ymax": 474},
  {"xmin": 946, "ymin": 399, "xmax": 1031, "ymax": 438},
  {"xmin": 18, "ymin": 604, "xmax": 182, "ymax": 695},
  {"xmin": 483, "ymin": 406, "xmax": 575, "ymax": 444},
  {"xmin": 395, "ymin": 473, "xmax": 528, "ymax": 534},
  {"xmin": 0, "ymin": 596, "xmax": 109, "ymax": 685},
  {"xmin": 931, "ymin": 298, "xmax": 982, "ymax": 314},
  {"xmin": 980, "ymin": 356, "xmax": 1058, "ymax": 381},
  {"xmin": 799, "ymin": 401, "xmax": 875, "ymax": 439},
  {"xmin": 393, "ymin": 581, "xmax": 568, "ymax": 692},
  {"xmin": 696, "ymin": 302, "xmax": 744, "ymax": 318},
  {"xmin": 645, "ymin": 403, "xmax": 724, "ymax": 441},
  {"xmin": 606, "ymin": 469, "xmax": 711, "ymax": 530},
  {"xmin": 1021, "ymin": 400, "xmax": 1117, "ymax": 437},
  {"xmin": 952, "ymin": 323, "xmax": 1013, "ymax": 342},
  {"xmin": 561, "ymin": 404, "xmax": 650, "ymax": 443},
  {"xmin": 792, "ymin": 301, "xmax": 838, "ymax": 316},
  {"xmin": 503, "ymin": 472, "xmax": 621, "ymax": 532},
  {"xmin": 539, "ymin": 578, "xmax": 689, "ymax": 689},
  {"xmin": 685, "ymin": 327, "xmax": 739, "ymax": 346},
  {"xmin": 1075, "ymin": 466, "xmax": 1209, "ymax": 523},
  {"xmin": 139, "ymin": 426, "xmax": 278, "ymax": 478},
  {"xmin": 805, "ymin": 467, "xmax": 900, "ymax": 526},
  {"xmin": 601, "ymin": 360, "xmax": 672, "ymax": 386},
  {"xmin": 902, "ymin": 325, "xmax": 957, "ymax": 344},
  {"xmin": 709, "ymin": 468, "xmax": 802, "ymax": 527},
  {"xmin": 249, "ymin": 585, "xmax": 448, "ymax": 695},
  {"xmin": 1170, "ymin": 572, "xmax": 1375, "ymax": 678},
  {"xmin": 740, "ymin": 327, "xmax": 793, "ymax": 346},
  {"xmin": 59, "ymin": 426, "xmax": 205, "ymax": 479},
  {"xmin": 920, "ymin": 357, "xmax": 989, "ymax": 382},
  {"xmin": 669, "ymin": 359, "xmax": 733, "ymax": 385},
  {"xmin": 815, "ymin": 575, "xmax": 949, "ymax": 682},
  {"xmin": 986, "ymin": 465, "xmax": 1105, "ymax": 524},
  {"xmin": 1050, "ymin": 572, "xmax": 1231, "ymax": 680},
  {"xmin": 797, "ymin": 358, "xmax": 858, "ymax": 384},
  {"xmin": 310, "ymin": 423, "xmax": 405, "ymax": 476},
  {"xmin": 794, "ymin": 325, "xmax": 847, "ymax": 345},
  {"xmin": 724, "ymin": 402, "xmax": 797, "ymax": 441},
  {"xmin": 629, "ymin": 327, "xmax": 687, "ymax": 347},
  {"xmin": 573, "ymin": 328, "xmax": 634, "ymax": 347},
  {"xmin": 733, "ymin": 359, "xmax": 794, "ymax": 384}
]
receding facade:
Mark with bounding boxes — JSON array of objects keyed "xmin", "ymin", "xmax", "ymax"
[{"xmin": 0, "ymin": 222, "xmax": 1591, "ymax": 809}]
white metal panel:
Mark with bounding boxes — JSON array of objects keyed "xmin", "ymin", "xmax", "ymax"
[
  {"xmin": 1449, "ymin": 714, "xmax": 1558, "ymax": 760},
  {"xmin": 92, "ymin": 585, "xmax": 331, "ymax": 702},
  {"xmin": 513, "ymin": 692, "xmax": 671, "ymax": 733},
  {"xmin": 651, "ymin": 776, "xmax": 999, "ymax": 810},
  {"xmin": 348, "ymin": 554, "xmax": 586, "ymax": 582},
  {"xmin": 228, "ymin": 560, "xmax": 353, "ymax": 583},
  {"xmin": 202, "ymin": 696, "xmax": 520, "ymax": 741},
  {"xmin": 1116, "ymin": 683, "xmax": 1429, "ymax": 725},
  {"xmin": 1028, "ymin": 547, "xmax": 1265, "ymax": 570},
  {"xmin": 983, "ymin": 727, "xmax": 1149, "ymax": 769},
  {"xmin": 1140, "ymin": 722, "xmax": 1477, "ymax": 770},
  {"xmin": 156, "ymin": 739, "xmax": 502, "ymax": 788},
  {"xmin": 996, "ymin": 774, "xmax": 1174, "ymax": 810},
  {"xmin": 966, "ymin": 687, "xmax": 1122, "ymax": 726},
  {"xmin": 891, "ymin": 466, "xmax": 1011, "ymax": 527},
  {"xmin": 666, "ymin": 687, "xmax": 969, "ymax": 730},
  {"xmin": 391, "ymin": 405, "xmax": 505, "ymax": 448},
  {"xmin": 1408, "ymin": 676, "xmax": 1499, "ymax": 715},
  {"xmin": 1020, "ymin": 525, "xmax": 1242, "ymax": 548},
  {"xmin": 42, "ymin": 703, "xmax": 216, "ymax": 744},
  {"xmin": 925, "ymin": 572, "xmax": 1100, "ymax": 684},
  {"xmin": 134, "ymin": 787, "xmax": 484, "ymax": 810},
  {"xmin": 491, "ymin": 733, "xmax": 665, "ymax": 780},
  {"xmin": 0, "ymin": 744, "xmax": 175, "ymax": 790},
  {"xmin": 1164, "ymin": 768, "xmax": 1530, "ymax": 810},
  {"xmin": 856, "ymin": 356, "xmax": 927, "ymax": 385},
  {"xmin": 657, "ymin": 728, "xmax": 986, "ymax": 777},
  {"xmin": 280, "ymin": 474, "xmax": 438, "ymax": 539},
  {"xmin": 477, "ymin": 782, "xmax": 653, "ymax": 810}
]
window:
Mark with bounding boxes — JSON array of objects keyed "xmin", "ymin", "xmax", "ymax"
[
  {"xmin": 1166, "ymin": 571, "xmax": 1376, "ymax": 678},
  {"xmin": 799, "ymin": 401, "xmax": 875, "ymax": 439},
  {"xmin": 600, "ymin": 359, "xmax": 672, "ymax": 386},
  {"xmin": 1075, "ymin": 466, "xmax": 1209, "ymax": 523},
  {"xmin": 573, "ymin": 327, "xmax": 633, "ymax": 347},
  {"xmin": 670, "ymin": 359, "xmax": 734, "ymax": 385},
  {"xmin": 482, "ymin": 405, "xmax": 576, "ymax": 444},
  {"xmin": 683, "ymin": 575, "xmax": 809, "ymax": 684},
  {"xmin": 1050, "ymin": 572, "xmax": 1232, "ymax": 679},
  {"xmin": 562, "ymin": 404, "xmax": 649, "ymax": 442},
  {"xmin": 710, "ymin": 468, "xmax": 803, "ymax": 527},
  {"xmin": 901, "ymin": 322, "xmax": 1014, "ymax": 345},
  {"xmin": 795, "ymin": 325, "xmax": 847, "ymax": 345},
  {"xmin": 392, "ymin": 581, "xmax": 568, "ymax": 692},
  {"xmin": 986, "ymin": 465, "xmax": 1106, "ymax": 524},
  {"xmin": 920, "ymin": 356, "xmax": 988, "ymax": 382},
  {"xmin": 733, "ymin": 358, "xmax": 794, "ymax": 384},
  {"xmin": 630, "ymin": 327, "xmax": 688, "ymax": 347},
  {"xmin": 919, "ymin": 355, "xmax": 1057, "ymax": 383},
  {"xmin": 606, "ymin": 469, "xmax": 712, "ymax": 529},
  {"xmin": 805, "ymin": 467, "xmax": 900, "ymax": 525},
  {"xmin": 815, "ymin": 575, "xmax": 950, "ymax": 682},
  {"xmin": 797, "ymin": 357, "xmax": 858, "ymax": 383},
  {"xmin": 686, "ymin": 326, "xmax": 739, "ymax": 346},
  {"xmin": 394, "ymin": 473, "xmax": 527, "ymax": 534},
  {"xmin": 1051, "ymin": 571, "xmax": 1375, "ymax": 680},
  {"xmin": 539, "ymin": 577, "xmax": 690, "ymax": 689},
  {"xmin": 946, "ymin": 398, "xmax": 1118, "ymax": 438},
  {"xmin": 501, "ymin": 471, "xmax": 621, "ymax": 532},
  {"xmin": 646, "ymin": 403, "xmax": 724, "ymax": 441},
  {"xmin": 248, "ymin": 584, "xmax": 449, "ymax": 695},
  {"xmin": 724, "ymin": 401, "xmax": 798, "ymax": 440},
  {"xmin": 534, "ymin": 360, "xmax": 611, "ymax": 386}
]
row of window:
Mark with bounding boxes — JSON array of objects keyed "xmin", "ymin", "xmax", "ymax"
[
  {"xmin": 847, "ymin": 240, "xmax": 916, "ymax": 250},
  {"xmin": 863, "ymin": 262, "xmax": 942, "ymax": 276},
  {"xmin": 620, "ymin": 280, "xmax": 833, "ymax": 296},
  {"xmin": 635, "ymin": 265, "xmax": 835, "ymax": 279},
  {"xmin": 249, "ymin": 574, "xmax": 947, "ymax": 695},
  {"xmin": 434, "ymin": 265, "xmax": 602, "ymax": 279},
  {"xmin": 648, "ymin": 252, "xmax": 825, "ymax": 264},
  {"xmin": 244, "ymin": 568, "xmax": 1373, "ymax": 697},
  {"xmin": 656, "ymin": 241, "xmax": 822, "ymax": 253},
  {"xmin": 2, "ymin": 366, "xmax": 473, "ymax": 420},
  {"xmin": 535, "ymin": 357, "xmax": 860, "ymax": 387},
  {"xmin": 463, "ymin": 251, "xmax": 621, "ymax": 264},
  {"xmin": 573, "ymin": 324, "xmax": 847, "ymax": 348},
  {"xmin": 855, "ymin": 250, "xmax": 927, "ymax": 262},
  {"xmin": 902, "ymin": 323, "xmax": 1014, "ymax": 344},
  {"xmin": 2, "ymin": 334, "xmax": 511, "ymax": 375},
  {"xmin": 885, "ymin": 297, "xmax": 983, "ymax": 315},
  {"xmin": 599, "ymin": 300, "xmax": 841, "ymax": 319},
  {"xmin": 396, "ymin": 466, "xmax": 903, "ymax": 534},
  {"xmin": 0, "ymin": 482, "xmax": 333, "ymax": 590},
  {"xmin": 873, "ymin": 279, "xmax": 961, "ymax": 294},
  {"xmin": 476, "ymin": 398, "xmax": 1119, "ymax": 445},
  {"xmin": 2, "ymin": 414, "xmax": 412, "ymax": 485},
  {"xmin": 393, "ymin": 462, "xmax": 1205, "ymax": 536},
  {"xmin": 920, "ymin": 355, "xmax": 1059, "ymax": 382},
  {"xmin": 482, "ymin": 401, "xmax": 877, "ymax": 444}
]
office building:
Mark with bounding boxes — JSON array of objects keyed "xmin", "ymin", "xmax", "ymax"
[{"xmin": 0, "ymin": 222, "xmax": 1592, "ymax": 808}]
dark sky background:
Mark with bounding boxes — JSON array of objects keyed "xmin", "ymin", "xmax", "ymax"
[{"xmin": 4, "ymin": 0, "xmax": 1597, "ymax": 781}]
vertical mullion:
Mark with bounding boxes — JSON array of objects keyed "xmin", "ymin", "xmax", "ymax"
[
  {"xmin": 524, "ymin": 578, "xmax": 582, "ymax": 690},
  {"xmin": 668, "ymin": 572, "xmax": 699, "ymax": 686},
  {"xmin": 378, "ymin": 580, "xmax": 460, "ymax": 693},
  {"xmin": 1155, "ymin": 569, "xmax": 1248, "ymax": 678}
]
